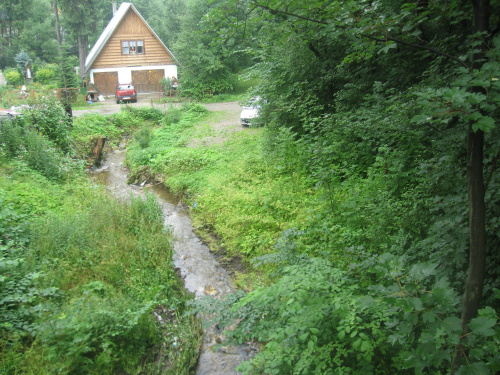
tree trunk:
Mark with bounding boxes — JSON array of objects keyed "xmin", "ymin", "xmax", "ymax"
[
  {"xmin": 54, "ymin": 1, "xmax": 62, "ymax": 49},
  {"xmin": 78, "ymin": 34, "xmax": 88, "ymax": 82},
  {"xmin": 450, "ymin": 1, "xmax": 489, "ymax": 373}
]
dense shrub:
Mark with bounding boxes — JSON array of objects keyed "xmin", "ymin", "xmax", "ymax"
[
  {"xmin": 35, "ymin": 67, "xmax": 56, "ymax": 84},
  {"xmin": 0, "ymin": 172, "xmax": 200, "ymax": 373},
  {"xmin": 24, "ymin": 97, "xmax": 72, "ymax": 152},
  {"xmin": 126, "ymin": 106, "xmax": 165, "ymax": 122},
  {"xmin": 4, "ymin": 69, "xmax": 22, "ymax": 86}
]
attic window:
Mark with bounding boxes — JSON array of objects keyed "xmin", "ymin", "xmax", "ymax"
[{"xmin": 122, "ymin": 40, "xmax": 144, "ymax": 55}]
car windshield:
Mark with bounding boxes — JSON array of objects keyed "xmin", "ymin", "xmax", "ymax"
[{"xmin": 118, "ymin": 85, "xmax": 133, "ymax": 90}]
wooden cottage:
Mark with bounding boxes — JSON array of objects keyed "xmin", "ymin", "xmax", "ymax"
[{"xmin": 85, "ymin": 2, "xmax": 179, "ymax": 95}]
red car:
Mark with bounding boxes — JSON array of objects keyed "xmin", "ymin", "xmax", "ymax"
[{"xmin": 116, "ymin": 84, "xmax": 137, "ymax": 104}]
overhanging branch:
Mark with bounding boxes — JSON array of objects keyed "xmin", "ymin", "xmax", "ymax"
[
  {"xmin": 362, "ymin": 34, "xmax": 470, "ymax": 69},
  {"xmin": 252, "ymin": 1, "xmax": 328, "ymax": 24},
  {"xmin": 251, "ymin": 1, "xmax": 470, "ymax": 69}
]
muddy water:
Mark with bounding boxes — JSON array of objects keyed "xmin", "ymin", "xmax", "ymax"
[{"xmin": 95, "ymin": 149, "xmax": 255, "ymax": 375}]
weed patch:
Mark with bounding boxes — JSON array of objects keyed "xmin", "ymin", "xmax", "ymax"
[{"xmin": 0, "ymin": 103, "xmax": 201, "ymax": 374}]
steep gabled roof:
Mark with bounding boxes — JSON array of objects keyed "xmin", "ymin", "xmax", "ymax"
[{"xmin": 85, "ymin": 2, "xmax": 179, "ymax": 72}]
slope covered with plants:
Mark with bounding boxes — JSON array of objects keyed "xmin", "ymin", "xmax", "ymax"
[
  {"xmin": 125, "ymin": 0, "xmax": 500, "ymax": 373},
  {"xmin": 0, "ymin": 103, "xmax": 201, "ymax": 374}
]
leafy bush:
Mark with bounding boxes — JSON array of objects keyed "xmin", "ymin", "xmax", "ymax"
[
  {"xmin": 193, "ymin": 254, "xmax": 499, "ymax": 374},
  {"xmin": 125, "ymin": 106, "xmax": 165, "ymax": 122},
  {"xmin": 24, "ymin": 97, "xmax": 72, "ymax": 152},
  {"xmin": 4, "ymin": 69, "xmax": 22, "ymax": 86},
  {"xmin": 0, "ymin": 118, "xmax": 26, "ymax": 157},
  {"xmin": 35, "ymin": 282, "xmax": 157, "ymax": 374},
  {"xmin": 0, "ymin": 190, "xmax": 60, "ymax": 338},
  {"xmin": 35, "ymin": 68, "xmax": 56, "ymax": 84},
  {"xmin": 134, "ymin": 127, "xmax": 152, "ymax": 149},
  {"xmin": 163, "ymin": 107, "xmax": 182, "ymax": 125},
  {"xmin": 21, "ymin": 130, "xmax": 70, "ymax": 181},
  {"xmin": 109, "ymin": 109, "xmax": 142, "ymax": 130},
  {"xmin": 126, "ymin": 103, "xmax": 210, "ymax": 173}
]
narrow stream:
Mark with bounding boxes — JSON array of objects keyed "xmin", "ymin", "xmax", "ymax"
[{"xmin": 94, "ymin": 149, "xmax": 255, "ymax": 375}]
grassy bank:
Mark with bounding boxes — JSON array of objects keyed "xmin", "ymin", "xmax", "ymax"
[
  {"xmin": 0, "ymin": 102, "xmax": 201, "ymax": 374},
  {"xmin": 124, "ymin": 104, "xmax": 321, "ymax": 289},
  {"xmin": 123, "ymin": 100, "xmax": 500, "ymax": 374}
]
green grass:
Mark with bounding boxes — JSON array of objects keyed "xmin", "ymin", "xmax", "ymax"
[
  {"xmin": 0, "ymin": 116, "xmax": 201, "ymax": 374},
  {"xmin": 71, "ymin": 102, "xmax": 106, "ymax": 110},
  {"xmin": 125, "ymin": 105, "xmax": 319, "ymax": 289}
]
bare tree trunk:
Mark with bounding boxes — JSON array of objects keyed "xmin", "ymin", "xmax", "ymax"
[
  {"xmin": 450, "ymin": 0, "xmax": 489, "ymax": 373},
  {"xmin": 78, "ymin": 34, "xmax": 88, "ymax": 82},
  {"xmin": 54, "ymin": 1, "xmax": 62, "ymax": 49}
]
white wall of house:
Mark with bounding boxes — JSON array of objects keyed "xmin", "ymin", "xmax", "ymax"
[{"xmin": 89, "ymin": 65, "xmax": 178, "ymax": 84}]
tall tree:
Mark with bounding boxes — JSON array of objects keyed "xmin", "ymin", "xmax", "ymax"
[
  {"xmin": 58, "ymin": 0, "xmax": 108, "ymax": 81},
  {"xmin": 53, "ymin": 0, "xmax": 62, "ymax": 49},
  {"xmin": 450, "ymin": 1, "xmax": 490, "ymax": 372},
  {"xmin": 0, "ymin": 0, "xmax": 60, "ymax": 67}
]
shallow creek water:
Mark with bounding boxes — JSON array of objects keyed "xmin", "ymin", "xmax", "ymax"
[{"xmin": 94, "ymin": 149, "xmax": 255, "ymax": 374}]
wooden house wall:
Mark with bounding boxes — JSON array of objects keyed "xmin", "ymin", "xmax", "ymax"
[{"xmin": 90, "ymin": 9, "xmax": 175, "ymax": 69}]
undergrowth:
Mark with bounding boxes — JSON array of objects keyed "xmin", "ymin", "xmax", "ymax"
[
  {"xmin": 124, "ymin": 93, "xmax": 500, "ymax": 374},
  {"xmin": 0, "ymin": 99, "xmax": 201, "ymax": 374}
]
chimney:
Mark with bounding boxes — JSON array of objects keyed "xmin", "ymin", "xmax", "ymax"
[{"xmin": 112, "ymin": 2, "xmax": 117, "ymax": 15}]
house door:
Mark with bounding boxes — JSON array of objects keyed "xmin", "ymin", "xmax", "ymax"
[
  {"xmin": 132, "ymin": 70, "xmax": 164, "ymax": 93},
  {"xmin": 93, "ymin": 72, "xmax": 118, "ymax": 95}
]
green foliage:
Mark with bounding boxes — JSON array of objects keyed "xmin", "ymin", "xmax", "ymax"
[
  {"xmin": 161, "ymin": 77, "xmax": 174, "ymax": 91},
  {"xmin": 0, "ymin": 117, "xmax": 25, "ymax": 157},
  {"xmin": 126, "ymin": 103, "xmax": 209, "ymax": 174},
  {"xmin": 413, "ymin": 37, "xmax": 500, "ymax": 133},
  {"xmin": 134, "ymin": 127, "xmax": 152, "ymax": 149},
  {"xmin": 57, "ymin": 55, "xmax": 80, "ymax": 88},
  {"xmin": 4, "ymin": 69, "xmax": 22, "ymax": 86},
  {"xmin": 193, "ymin": 258, "xmax": 395, "ymax": 374},
  {"xmin": 71, "ymin": 113, "xmax": 122, "ymax": 159},
  {"xmin": 35, "ymin": 282, "xmax": 157, "ymax": 374},
  {"xmin": 173, "ymin": 0, "xmax": 248, "ymax": 96},
  {"xmin": 35, "ymin": 68, "xmax": 56, "ymax": 84},
  {"xmin": 24, "ymin": 97, "xmax": 72, "ymax": 152},
  {"xmin": 109, "ymin": 109, "xmax": 142, "ymax": 129},
  {"xmin": 14, "ymin": 50, "xmax": 31, "ymax": 70},
  {"xmin": 0, "ymin": 0, "xmax": 60, "ymax": 69},
  {"xmin": 0, "ymin": 115, "xmax": 78, "ymax": 182},
  {"xmin": 163, "ymin": 107, "xmax": 182, "ymax": 125},
  {"xmin": 21, "ymin": 130, "xmax": 69, "ymax": 181},
  {"xmin": 0, "ymin": 169, "xmax": 199, "ymax": 373},
  {"xmin": 192, "ymin": 253, "xmax": 499, "ymax": 374},
  {"xmin": 125, "ymin": 106, "xmax": 166, "ymax": 123}
]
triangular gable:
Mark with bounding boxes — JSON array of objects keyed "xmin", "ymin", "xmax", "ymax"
[{"xmin": 85, "ymin": 2, "xmax": 179, "ymax": 72}]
